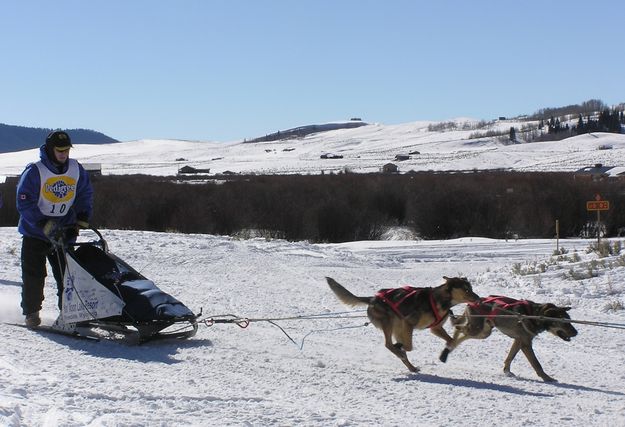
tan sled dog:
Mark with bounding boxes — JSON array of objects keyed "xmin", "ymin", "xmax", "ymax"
[
  {"xmin": 326, "ymin": 276, "xmax": 479, "ymax": 372},
  {"xmin": 439, "ymin": 295, "xmax": 578, "ymax": 382}
]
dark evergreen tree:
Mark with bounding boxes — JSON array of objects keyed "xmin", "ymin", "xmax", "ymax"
[
  {"xmin": 577, "ymin": 114, "xmax": 584, "ymax": 134},
  {"xmin": 598, "ymin": 109, "xmax": 621, "ymax": 132}
]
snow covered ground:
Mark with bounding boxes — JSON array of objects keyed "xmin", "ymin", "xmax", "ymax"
[
  {"xmin": 1, "ymin": 120, "xmax": 625, "ymax": 178},
  {"xmin": 1, "ymin": 227, "xmax": 624, "ymax": 426}
]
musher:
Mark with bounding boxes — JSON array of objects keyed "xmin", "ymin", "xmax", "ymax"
[{"xmin": 16, "ymin": 130, "xmax": 93, "ymax": 327}]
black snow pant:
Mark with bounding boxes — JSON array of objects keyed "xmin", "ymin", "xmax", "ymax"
[{"xmin": 20, "ymin": 236, "xmax": 66, "ymax": 315}]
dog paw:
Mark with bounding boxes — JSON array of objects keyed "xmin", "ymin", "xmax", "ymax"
[{"xmin": 504, "ymin": 370, "xmax": 516, "ymax": 378}]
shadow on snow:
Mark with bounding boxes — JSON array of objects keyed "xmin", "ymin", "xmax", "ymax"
[
  {"xmin": 26, "ymin": 327, "xmax": 214, "ymax": 364},
  {"xmin": 395, "ymin": 372, "xmax": 625, "ymax": 398},
  {"xmin": 394, "ymin": 373, "xmax": 552, "ymax": 397}
]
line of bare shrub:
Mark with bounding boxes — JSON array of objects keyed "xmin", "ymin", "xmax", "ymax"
[{"xmin": 1, "ymin": 171, "xmax": 624, "ymax": 242}]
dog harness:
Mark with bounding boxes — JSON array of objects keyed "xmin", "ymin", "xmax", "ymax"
[
  {"xmin": 471, "ymin": 295, "xmax": 530, "ymax": 319},
  {"xmin": 375, "ymin": 286, "xmax": 444, "ymax": 328}
]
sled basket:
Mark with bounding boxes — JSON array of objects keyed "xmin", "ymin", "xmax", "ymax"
[{"xmin": 56, "ymin": 229, "xmax": 198, "ymax": 342}]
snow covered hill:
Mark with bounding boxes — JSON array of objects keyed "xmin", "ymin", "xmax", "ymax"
[
  {"xmin": 1, "ymin": 119, "xmax": 624, "ymax": 178},
  {"xmin": 1, "ymin": 227, "xmax": 624, "ymax": 426}
]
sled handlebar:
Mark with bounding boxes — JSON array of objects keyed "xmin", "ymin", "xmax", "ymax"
[
  {"xmin": 50, "ymin": 225, "xmax": 109, "ymax": 253},
  {"xmin": 72, "ymin": 227, "xmax": 109, "ymax": 252}
]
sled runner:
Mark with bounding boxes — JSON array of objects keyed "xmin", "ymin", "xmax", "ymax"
[
  {"xmin": 51, "ymin": 228, "xmax": 198, "ymax": 343},
  {"xmin": 8, "ymin": 321, "xmax": 101, "ymax": 341}
]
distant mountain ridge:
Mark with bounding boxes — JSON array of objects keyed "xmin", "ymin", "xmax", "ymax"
[
  {"xmin": 0, "ymin": 123, "xmax": 118, "ymax": 153},
  {"xmin": 246, "ymin": 119, "xmax": 367, "ymax": 143}
]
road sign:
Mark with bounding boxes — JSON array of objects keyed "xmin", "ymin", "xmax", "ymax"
[{"xmin": 586, "ymin": 200, "xmax": 610, "ymax": 211}]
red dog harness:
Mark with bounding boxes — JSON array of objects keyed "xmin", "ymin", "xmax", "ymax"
[
  {"xmin": 470, "ymin": 295, "xmax": 530, "ymax": 319},
  {"xmin": 375, "ymin": 286, "xmax": 444, "ymax": 328}
]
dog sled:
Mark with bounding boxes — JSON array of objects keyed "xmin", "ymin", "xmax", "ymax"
[{"xmin": 50, "ymin": 228, "xmax": 198, "ymax": 343}]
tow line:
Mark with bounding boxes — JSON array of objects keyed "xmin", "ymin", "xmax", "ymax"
[
  {"xmin": 199, "ymin": 310, "xmax": 369, "ymax": 349},
  {"xmin": 197, "ymin": 307, "xmax": 625, "ymax": 350}
]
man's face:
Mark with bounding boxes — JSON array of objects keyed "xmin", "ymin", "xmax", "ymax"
[{"xmin": 53, "ymin": 148, "xmax": 70, "ymax": 164}]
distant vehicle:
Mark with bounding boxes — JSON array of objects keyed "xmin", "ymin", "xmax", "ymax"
[
  {"xmin": 597, "ymin": 144, "xmax": 613, "ymax": 150},
  {"xmin": 320, "ymin": 153, "xmax": 344, "ymax": 159}
]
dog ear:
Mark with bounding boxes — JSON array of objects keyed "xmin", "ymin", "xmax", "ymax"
[
  {"xmin": 540, "ymin": 303, "xmax": 556, "ymax": 315},
  {"xmin": 546, "ymin": 304, "xmax": 572, "ymax": 313},
  {"xmin": 544, "ymin": 305, "xmax": 572, "ymax": 319}
]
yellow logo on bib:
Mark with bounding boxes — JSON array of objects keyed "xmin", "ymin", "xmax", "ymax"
[{"xmin": 42, "ymin": 176, "xmax": 77, "ymax": 203}]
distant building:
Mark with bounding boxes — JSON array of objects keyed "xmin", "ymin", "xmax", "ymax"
[
  {"xmin": 320, "ymin": 153, "xmax": 344, "ymax": 159},
  {"xmin": 178, "ymin": 165, "xmax": 211, "ymax": 175},
  {"xmin": 82, "ymin": 163, "xmax": 102, "ymax": 177},
  {"xmin": 394, "ymin": 154, "xmax": 410, "ymax": 161},
  {"xmin": 382, "ymin": 163, "xmax": 399, "ymax": 174},
  {"xmin": 574, "ymin": 164, "xmax": 613, "ymax": 181}
]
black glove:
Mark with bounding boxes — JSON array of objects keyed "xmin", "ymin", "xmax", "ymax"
[
  {"xmin": 76, "ymin": 212, "xmax": 90, "ymax": 227},
  {"xmin": 67, "ymin": 218, "xmax": 93, "ymax": 240},
  {"xmin": 65, "ymin": 228, "xmax": 78, "ymax": 240}
]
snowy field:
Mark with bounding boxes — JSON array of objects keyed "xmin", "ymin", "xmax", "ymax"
[
  {"xmin": 1, "ymin": 120, "xmax": 625, "ymax": 178},
  {"xmin": 1, "ymin": 227, "xmax": 624, "ymax": 426}
]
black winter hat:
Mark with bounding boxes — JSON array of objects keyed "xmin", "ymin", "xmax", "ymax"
[{"xmin": 46, "ymin": 130, "xmax": 73, "ymax": 151}]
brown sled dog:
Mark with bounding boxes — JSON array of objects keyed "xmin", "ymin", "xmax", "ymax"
[
  {"xmin": 439, "ymin": 295, "xmax": 578, "ymax": 382},
  {"xmin": 326, "ymin": 276, "xmax": 479, "ymax": 372}
]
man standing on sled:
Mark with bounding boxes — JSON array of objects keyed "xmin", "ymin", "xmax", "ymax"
[{"xmin": 16, "ymin": 130, "xmax": 93, "ymax": 328}]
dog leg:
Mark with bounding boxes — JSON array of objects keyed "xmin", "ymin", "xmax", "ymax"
[
  {"xmin": 439, "ymin": 326, "xmax": 462, "ymax": 362},
  {"xmin": 382, "ymin": 324, "xmax": 418, "ymax": 372},
  {"xmin": 430, "ymin": 324, "xmax": 453, "ymax": 344},
  {"xmin": 439, "ymin": 346, "xmax": 451, "ymax": 363},
  {"xmin": 440, "ymin": 313, "xmax": 494, "ymax": 362},
  {"xmin": 395, "ymin": 321, "xmax": 414, "ymax": 352},
  {"xmin": 520, "ymin": 344, "xmax": 556, "ymax": 382},
  {"xmin": 503, "ymin": 339, "xmax": 522, "ymax": 377},
  {"xmin": 392, "ymin": 343, "xmax": 419, "ymax": 373},
  {"xmin": 439, "ymin": 332, "xmax": 472, "ymax": 362},
  {"xmin": 439, "ymin": 321, "xmax": 492, "ymax": 362}
]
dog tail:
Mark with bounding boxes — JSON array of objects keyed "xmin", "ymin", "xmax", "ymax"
[{"xmin": 326, "ymin": 277, "xmax": 370, "ymax": 307}]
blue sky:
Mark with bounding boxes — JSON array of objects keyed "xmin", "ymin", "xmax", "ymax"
[{"xmin": 2, "ymin": 1, "xmax": 624, "ymax": 142}]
